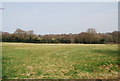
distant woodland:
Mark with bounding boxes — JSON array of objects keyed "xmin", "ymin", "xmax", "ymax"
[{"xmin": 1, "ymin": 28, "xmax": 120, "ymax": 44}]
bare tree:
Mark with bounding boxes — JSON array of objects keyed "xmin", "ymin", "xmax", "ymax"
[{"xmin": 87, "ymin": 28, "xmax": 96, "ymax": 34}]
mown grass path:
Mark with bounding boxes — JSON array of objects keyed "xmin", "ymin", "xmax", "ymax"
[{"xmin": 2, "ymin": 43, "xmax": 119, "ymax": 79}]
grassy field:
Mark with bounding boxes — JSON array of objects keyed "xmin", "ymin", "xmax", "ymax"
[{"xmin": 2, "ymin": 43, "xmax": 119, "ymax": 79}]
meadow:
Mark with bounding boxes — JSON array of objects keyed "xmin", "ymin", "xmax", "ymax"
[{"xmin": 2, "ymin": 43, "xmax": 119, "ymax": 79}]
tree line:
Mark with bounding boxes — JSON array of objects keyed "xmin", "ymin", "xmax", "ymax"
[{"xmin": 1, "ymin": 28, "xmax": 120, "ymax": 44}]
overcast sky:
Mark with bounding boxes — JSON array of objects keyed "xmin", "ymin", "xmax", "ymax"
[{"xmin": 1, "ymin": 2, "xmax": 118, "ymax": 34}]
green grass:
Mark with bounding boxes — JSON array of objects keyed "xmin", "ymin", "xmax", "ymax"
[{"xmin": 2, "ymin": 43, "xmax": 119, "ymax": 79}]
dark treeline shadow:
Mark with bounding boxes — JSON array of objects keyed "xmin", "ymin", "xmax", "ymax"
[{"xmin": 1, "ymin": 28, "xmax": 120, "ymax": 44}]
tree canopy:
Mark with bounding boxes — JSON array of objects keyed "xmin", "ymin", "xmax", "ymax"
[{"xmin": 1, "ymin": 28, "xmax": 120, "ymax": 44}]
